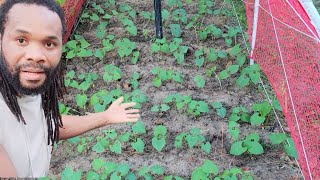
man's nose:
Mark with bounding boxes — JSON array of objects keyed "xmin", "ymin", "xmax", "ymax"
[{"xmin": 25, "ymin": 43, "xmax": 46, "ymax": 63}]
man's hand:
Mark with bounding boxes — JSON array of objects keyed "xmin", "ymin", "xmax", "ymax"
[
  {"xmin": 103, "ymin": 97, "xmax": 140, "ymax": 125},
  {"xmin": 60, "ymin": 97, "xmax": 141, "ymax": 140}
]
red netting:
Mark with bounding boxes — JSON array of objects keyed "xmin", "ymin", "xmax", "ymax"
[
  {"xmin": 245, "ymin": 0, "xmax": 320, "ymax": 179},
  {"xmin": 61, "ymin": 0, "xmax": 87, "ymax": 43}
]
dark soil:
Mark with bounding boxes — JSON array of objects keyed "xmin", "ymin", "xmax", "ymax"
[{"xmin": 49, "ymin": 0, "xmax": 303, "ymax": 179}]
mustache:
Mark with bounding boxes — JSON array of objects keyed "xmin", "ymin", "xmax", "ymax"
[{"xmin": 16, "ymin": 63, "xmax": 50, "ymax": 72}]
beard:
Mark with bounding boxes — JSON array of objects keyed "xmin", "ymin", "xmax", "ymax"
[{"xmin": 0, "ymin": 53, "xmax": 58, "ymax": 96}]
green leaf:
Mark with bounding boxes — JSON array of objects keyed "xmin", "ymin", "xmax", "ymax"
[
  {"xmin": 92, "ymin": 142, "xmax": 105, "ymax": 153},
  {"xmin": 150, "ymin": 165, "xmax": 165, "ymax": 175},
  {"xmin": 228, "ymin": 121, "xmax": 240, "ymax": 141},
  {"xmin": 218, "ymin": 70, "xmax": 230, "ymax": 80},
  {"xmin": 202, "ymin": 160, "xmax": 219, "ymax": 175},
  {"xmin": 250, "ymin": 113, "xmax": 265, "ymax": 126},
  {"xmin": 230, "ymin": 44, "xmax": 241, "ymax": 56},
  {"xmin": 65, "ymin": 50, "xmax": 76, "ymax": 59},
  {"xmin": 201, "ymin": 142, "xmax": 211, "ymax": 154},
  {"xmin": 236, "ymin": 75, "xmax": 250, "ymax": 88},
  {"xmin": 247, "ymin": 142, "xmax": 264, "ymax": 155},
  {"xmin": 132, "ymin": 121, "xmax": 146, "ymax": 134},
  {"xmin": 116, "ymin": 163, "xmax": 130, "ymax": 176},
  {"xmin": 131, "ymin": 138, "xmax": 145, "ymax": 153},
  {"xmin": 195, "ymin": 57, "xmax": 205, "ymax": 68},
  {"xmin": 86, "ymin": 171, "xmax": 100, "ymax": 180},
  {"xmin": 154, "ymin": 125, "xmax": 167, "ymax": 136},
  {"xmin": 151, "ymin": 105, "xmax": 160, "ymax": 112},
  {"xmin": 127, "ymin": 25, "xmax": 137, "ymax": 36},
  {"xmin": 269, "ymin": 133, "xmax": 287, "ymax": 145},
  {"xmin": 230, "ymin": 141, "xmax": 247, "ymax": 155},
  {"xmin": 110, "ymin": 140, "xmax": 122, "ymax": 154},
  {"xmin": 175, "ymin": 132, "xmax": 187, "ymax": 148},
  {"xmin": 77, "ymin": 48, "xmax": 93, "ymax": 57},
  {"xmin": 186, "ymin": 135, "xmax": 198, "ymax": 148},
  {"xmin": 76, "ymin": 94, "xmax": 87, "ymax": 108},
  {"xmin": 194, "ymin": 75, "xmax": 206, "ymax": 88},
  {"xmin": 119, "ymin": 132, "xmax": 131, "ymax": 142},
  {"xmin": 132, "ymin": 51, "xmax": 140, "ymax": 64},
  {"xmin": 152, "ymin": 137, "xmax": 166, "ymax": 152},
  {"xmin": 89, "ymin": 13, "xmax": 100, "ymax": 22},
  {"xmin": 227, "ymin": 65, "xmax": 239, "ymax": 74},
  {"xmin": 160, "ymin": 104, "xmax": 170, "ymax": 111},
  {"xmin": 217, "ymin": 108, "xmax": 226, "ymax": 118},
  {"xmin": 207, "ymin": 48, "xmax": 218, "ymax": 62},
  {"xmin": 284, "ymin": 138, "xmax": 298, "ymax": 158},
  {"xmin": 92, "ymin": 158, "xmax": 104, "ymax": 171},
  {"xmin": 169, "ymin": 24, "xmax": 181, "ymax": 38},
  {"xmin": 237, "ymin": 54, "xmax": 246, "ymax": 67},
  {"xmin": 153, "ymin": 77, "xmax": 162, "ymax": 87},
  {"xmin": 211, "ymin": 102, "xmax": 222, "ymax": 108}
]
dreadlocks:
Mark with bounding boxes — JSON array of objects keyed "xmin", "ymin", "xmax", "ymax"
[{"xmin": 0, "ymin": 0, "xmax": 67, "ymax": 146}]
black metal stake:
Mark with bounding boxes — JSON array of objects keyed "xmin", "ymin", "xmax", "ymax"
[{"xmin": 154, "ymin": 0, "xmax": 163, "ymax": 39}]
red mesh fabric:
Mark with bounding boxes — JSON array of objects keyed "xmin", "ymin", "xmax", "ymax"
[
  {"xmin": 245, "ymin": 0, "xmax": 320, "ymax": 179},
  {"xmin": 61, "ymin": 0, "xmax": 87, "ymax": 43}
]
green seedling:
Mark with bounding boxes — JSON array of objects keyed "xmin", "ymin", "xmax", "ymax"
[
  {"xmin": 151, "ymin": 37, "xmax": 170, "ymax": 54},
  {"xmin": 195, "ymin": 48, "xmax": 205, "ymax": 67},
  {"xmin": 187, "ymin": 100, "xmax": 209, "ymax": 116},
  {"xmin": 169, "ymin": 23, "xmax": 182, "ymax": 38},
  {"xmin": 172, "ymin": 8, "xmax": 188, "ymax": 24},
  {"xmin": 151, "ymin": 104, "xmax": 171, "ymax": 112},
  {"xmin": 119, "ymin": 3, "xmax": 136, "ymax": 18},
  {"xmin": 269, "ymin": 133, "xmax": 298, "ymax": 158},
  {"xmin": 230, "ymin": 133, "xmax": 264, "ymax": 155},
  {"xmin": 222, "ymin": 25, "xmax": 241, "ymax": 47},
  {"xmin": 120, "ymin": 17, "xmax": 138, "ymax": 36},
  {"xmin": 170, "ymin": 38, "xmax": 189, "ymax": 64},
  {"xmin": 217, "ymin": 64, "xmax": 239, "ymax": 80},
  {"xmin": 130, "ymin": 89, "xmax": 147, "ymax": 109},
  {"xmin": 94, "ymin": 35, "xmax": 115, "ymax": 60},
  {"xmin": 151, "ymin": 67, "xmax": 184, "ymax": 87},
  {"xmin": 138, "ymin": 165, "xmax": 165, "ymax": 179},
  {"xmin": 59, "ymin": 103, "xmax": 71, "ymax": 115},
  {"xmin": 211, "ymin": 102, "xmax": 226, "ymax": 118},
  {"xmin": 64, "ymin": 38, "xmax": 93, "ymax": 59},
  {"xmin": 229, "ymin": 106, "xmax": 250, "ymax": 123},
  {"xmin": 175, "ymin": 128, "xmax": 211, "ymax": 153},
  {"xmin": 198, "ymin": 0, "xmax": 215, "ymax": 15},
  {"xmin": 250, "ymin": 101, "xmax": 272, "ymax": 126},
  {"xmin": 130, "ymin": 121, "xmax": 146, "ymax": 153},
  {"xmin": 91, "ymin": 2, "xmax": 105, "ymax": 14},
  {"xmin": 193, "ymin": 75, "xmax": 206, "ymax": 88},
  {"xmin": 114, "ymin": 38, "xmax": 137, "ymax": 59},
  {"xmin": 191, "ymin": 160, "xmax": 219, "ymax": 180},
  {"xmin": 90, "ymin": 89, "xmax": 122, "ymax": 113},
  {"xmin": 237, "ymin": 64, "xmax": 261, "ymax": 88},
  {"xmin": 81, "ymin": 11, "xmax": 100, "ymax": 22},
  {"xmin": 61, "ymin": 166, "xmax": 82, "ymax": 180},
  {"xmin": 92, "ymin": 129, "xmax": 122, "ymax": 154},
  {"xmin": 216, "ymin": 167, "xmax": 254, "ymax": 180},
  {"xmin": 103, "ymin": 64, "xmax": 122, "ymax": 82},
  {"xmin": 167, "ymin": 0, "xmax": 184, "ymax": 8},
  {"xmin": 198, "ymin": 24, "xmax": 222, "ymax": 41},
  {"xmin": 130, "ymin": 72, "xmax": 140, "ymax": 89},
  {"xmin": 152, "ymin": 125, "xmax": 167, "ymax": 152}
]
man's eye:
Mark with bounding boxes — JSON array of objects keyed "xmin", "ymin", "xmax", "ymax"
[
  {"xmin": 45, "ymin": 42, "xmax": 55, "ymax": 48},
  {"xmin": 17, "ymin": 38, "xmax": 26, "ymax": 44}
]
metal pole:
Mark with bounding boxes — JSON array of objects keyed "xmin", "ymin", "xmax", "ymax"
[{"xmin": 154, "ymin": 0, "xmax": 163, "ymax": 39}]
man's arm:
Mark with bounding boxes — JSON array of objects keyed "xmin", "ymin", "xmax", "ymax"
[
  {"xmin": 0, "ymin": 145, "xmax": 16, "ymax": 177},
  {"xmin": 59, "ymin": 97, "xmax": 140, "ymax": 140}
]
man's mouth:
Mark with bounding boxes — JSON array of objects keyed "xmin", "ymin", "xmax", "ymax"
[{"xmin": 20, "ymin": 69, "xmax": 45, "ymax": 81}]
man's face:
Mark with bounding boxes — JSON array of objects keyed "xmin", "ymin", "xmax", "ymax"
[{"xmin": 0, "ymin": 3, "xmax": 63, "ymax": 95}]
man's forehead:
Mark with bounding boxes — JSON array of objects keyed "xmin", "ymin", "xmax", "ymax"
[{"xmin": 5, "ymin": 3, "xmax": 62, "ymax": 37}]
